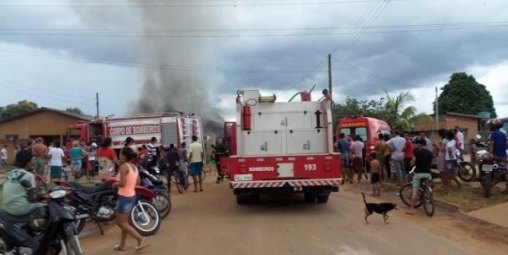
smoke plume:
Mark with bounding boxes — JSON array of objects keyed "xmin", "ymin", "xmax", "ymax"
[{"xmin": 131, "ymin": 6, "xmax": 224, "ymax": 126}]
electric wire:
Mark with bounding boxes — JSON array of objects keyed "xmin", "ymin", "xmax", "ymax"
[{"xmin": 0, "ymin": 0, "xmax": 418, "ymax": 8}]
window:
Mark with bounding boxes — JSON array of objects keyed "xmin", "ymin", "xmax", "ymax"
[{"xmin": 340, "ymin": 127, "xmax": 367, "ymax": 141}]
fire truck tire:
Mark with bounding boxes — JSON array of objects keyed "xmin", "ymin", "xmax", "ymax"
[
  {"xmin": 304, "ymin": 193, "xmax": 316, "ymax": 203},
  {"xmin": 317, "ymin": 195, "xmax": 329, "ymax": 203},
  {"xmin": 236, "ymin": 196, "xmax": 250, "ymax": 205},
  {"xmin": 250, "ymin": 194, "xmax": 260, "ymax": 204}
]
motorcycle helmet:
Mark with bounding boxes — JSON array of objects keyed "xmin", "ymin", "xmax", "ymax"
[
  {"xmin": 29, "ymin": 206, "xmax": 49, "ymax": 232},
  {"xmin": 486, "ymin": 118, "xmax": 502, "ymax": 131}
]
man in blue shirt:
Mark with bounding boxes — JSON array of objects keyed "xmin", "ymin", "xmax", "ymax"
[
  {"xmin": 337, "ymin": 133, "xmax": 350, "ymax": 184},
  {"xmin": 488, "ymin": 119, "xmax": 508, "ymax": 194}
]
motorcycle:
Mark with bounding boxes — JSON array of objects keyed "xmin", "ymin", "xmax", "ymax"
[
  {"xmin": 478, "ymin": 156, "xmax": 507, "ymax": 198},
  {"xmin": 0, "ymin": 180, "xmax": 83, "ymax": 255},
  {"xmin": 55, "ymin": 177, "xmax": 161, "ymax": 236},
  {"xmin": 138, "ymin": 166, "xmax": 172, "ymax": 219},
  {"xmin": 54, "ymin": 179, "xmax": 117, "ymax": 235}
]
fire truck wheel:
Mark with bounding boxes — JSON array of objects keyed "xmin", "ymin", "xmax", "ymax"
[
  {"xmin": 236, "ymin": 196, "xmax": 250, "ymax": 205},
  {"xmin": 250, "ymin": 194, "xmax": 260, "ymax": 204},
  {"xmin": 304, "ymin": 193, "xmax": 316, "ymax": 203},
  {"xmin": 316, "ymin": 195, "xmax": 329, "ymax": 203}
]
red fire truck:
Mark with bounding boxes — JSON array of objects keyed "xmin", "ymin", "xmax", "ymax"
[
  {"xmin": 66, "ymin": 112, "xmax": 203, "ymax": 151},
  {"xmin": 337, "ymin": 116, "xmax": 391, "ymax": 161},
  {"xmin": 221, "ymin": 90, "xmax": 341, "ymax": 204}
]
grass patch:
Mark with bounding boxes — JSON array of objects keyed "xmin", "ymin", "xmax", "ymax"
[
  {"xmin": 383, "ymin": 178, "xmax": 508, "ymax": 212},
  {"xmin": 435, "ymin": 184, "xmax": 508, "ymax": 212}
]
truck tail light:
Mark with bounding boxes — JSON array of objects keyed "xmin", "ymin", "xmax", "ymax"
[
  {"xmin": 240, "ymin": 164, "xmax": 248, "ymax": 173},
  {"xmin": 324, "ymin": 162, "xmax": 331, "ymax": 172}
]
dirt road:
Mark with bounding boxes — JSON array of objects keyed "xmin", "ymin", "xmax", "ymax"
[{"xmin": 80, "ymin": 179, "xmax": 508, "ymax": 255}]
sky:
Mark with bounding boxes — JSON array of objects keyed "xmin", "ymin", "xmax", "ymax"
[{"xmin": 1, "ymin": 0, "xmax": 508, "ymax": 122}]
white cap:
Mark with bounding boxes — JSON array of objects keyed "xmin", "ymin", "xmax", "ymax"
[{"xmin": 91, "ymin": 143, "xmax": 98, "ymax": 147}]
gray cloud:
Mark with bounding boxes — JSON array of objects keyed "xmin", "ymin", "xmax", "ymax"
[{"xmin": 1, "ymin": 0, "xmax": 508, "ymax": 116}]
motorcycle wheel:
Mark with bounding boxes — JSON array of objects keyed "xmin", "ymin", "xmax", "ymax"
[
  {"xmin": 0, "ymin": 232, "xmax": 11, "ymax": 253},
  {"xmin": 130, "ymin": 200, "xmax": 161, "ymax": 236},
  {"xmin": 74, "ymin": 218, "xmax": 87, "ymax": 234},
  {"xmin": 63, "ymin": 235, "xmax": 84, "ymax": 255},
  {"xmin": 483, "ymin": 174, "xmax": 492, "ymax": 198},
  {"xmin": 399, "ymin": 184, "xmax": 422, "ymax": 208},
  {"xmin": 153, "ymin": 193, "xmax": 171, "ymax": 219},
  {"xmin": 458, "ymin": 162, "xmax": 475, "ymax": 182}
]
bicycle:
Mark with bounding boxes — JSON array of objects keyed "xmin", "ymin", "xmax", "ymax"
[
  {"xmin": 168, "ymin": 167, "xmax": 189, "ymax": 194},
  {"xmin": 399, "ymin": 167, "xmax": 435, "ymax": 217},
  {"xmin": 171, "ymin": 164, "xmax": 206, "ymax": 184}
]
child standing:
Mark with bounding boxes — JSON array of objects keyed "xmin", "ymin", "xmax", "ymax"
[{"xmin": 370, "ymin": 151, "xmax": 381, "ymax": 196}]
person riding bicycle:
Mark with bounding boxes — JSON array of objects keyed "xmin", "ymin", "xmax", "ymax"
[
  {"xmin": 407, "ymin": 137, "xmax": 434, "ymax": 215},
  {"xmin": 164, "ymin": 144, "xmax": 187, "ymax": 190},
  {"xmin": 2, "ymin": 149, "xmax": 40, "ymax": 216},
  {"xmin": 486, "ymin": 118, "xmax": 508, "ymax": 194}
]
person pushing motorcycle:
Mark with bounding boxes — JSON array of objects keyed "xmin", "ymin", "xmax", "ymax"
[{"xmin": 2, "ymin": 149, "xmax": 40, "ymax": 216}]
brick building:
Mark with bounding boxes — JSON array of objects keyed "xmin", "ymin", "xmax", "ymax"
[
  {"xmin": 414, "ymin": 112, "xmax": 480, "ymax": 145},
  {"xmin": 0, "ymin": 107, "xmax": 91, "ymax": 164}
]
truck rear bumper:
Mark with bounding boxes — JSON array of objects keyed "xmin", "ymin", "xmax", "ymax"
[{"xmin": 230, "ymin": 178, "xmax": 341, "ymax": 193}]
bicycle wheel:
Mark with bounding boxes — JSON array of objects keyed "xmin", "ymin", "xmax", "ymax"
[
  {"xmin": 399, "ymin": 183, "xmax": 422, "ymax": 208},
  {"xmin": 422, "ymin": 188, "xmax": 435, "ymax": 216},
  {"xmin": 173, "ymin": 173, "xmax": 184, "ymax": 194},
  {"xmin": 199, "ymin": 170, "xmax": 206, "ymax": 182}
]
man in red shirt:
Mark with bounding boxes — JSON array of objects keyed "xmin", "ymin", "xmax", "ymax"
[{"xmin": 403, "ymin": 132, "xmax": 414, "ymax": 175}]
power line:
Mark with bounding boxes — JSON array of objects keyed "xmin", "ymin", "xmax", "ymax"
[
  {"xmin": 2, "ymin": 21, "xmax": 507, "ymax": 38},
  {"xmin": 8, "ymin": 20, "xmax": 503, "ymax": 34},
  {"xmin": 0, "ymin": 57, "xmax": 98, "ymax": 109},
  {"xmin": 282, "ymin": 0, "xmax": 385, "ymax": 94},
  {"xmin": 0, "ymin": 77, "xmax": 94, "ymax": 107},
  {"xmin": 342, "ymin": 0, "xmax": 390, "ymax": 51},
  {"xmin": 0, "ymin": 0, "xmax": 418, "ymax": 8},
  {"xmin": 333, "ymin": 56, "xmax": 419, "ymax": 88},
  {"xmin": 0, "ymin": 46, "xmax": 312, "ymax": 73}
]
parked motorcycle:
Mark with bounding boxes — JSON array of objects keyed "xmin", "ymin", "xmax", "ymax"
[
  {"xmin": 478, "ymin": 156, "xmax": 507, "ymax": 198},
  {"xmin": 138, "ymin": 166, "xmax": 171, "ymax": 219},
  {"xmin": 55, "ymin": 177, "xmax": 161, "ymax": 236},
  {"xmin": 0, "ymin": 180, "xmax": 83, "ymax": 255},
  {"xmin": 54, "ymin": 180, "xmax": 117, "ymax": 235}
]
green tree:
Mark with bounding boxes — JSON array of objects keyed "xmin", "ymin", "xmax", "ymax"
[
  {"xmin": 0, "ymin": 100, "xmax": 38, "ymax": 120},
  {"xmin": 436, "ymin": 72, "xmax": 496, "ymax": 117},
  {"xmin": 332, "ymin": 92, "xmax": 432, "ymax": 132},
  {"xmin": 332, "ymin": 97, "xmax": 385, "ymax": 121},
  {"xmin": 385, "ymin": 91, "xmax": 432, "ymax": 131},
  {"xmin": 65, "ymin": 107, "xmax": 84, "ymax": 115}
]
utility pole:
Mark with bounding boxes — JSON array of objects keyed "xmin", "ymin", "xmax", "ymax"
[
  {"xmin": 328, "ymin": 54, "xmax": 332, "ymax": 99},
  {"xmin": 96, "ymin": 92, "xmax": 99, "ymax": 119},
  {"xmin": 435, "ymin": 87, "xmax": 439, "ymax": 131}
]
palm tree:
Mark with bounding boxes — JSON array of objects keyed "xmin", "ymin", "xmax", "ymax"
[{"xmin": 384, "ymin": 91, "xmax": 432, "ymax": 131}]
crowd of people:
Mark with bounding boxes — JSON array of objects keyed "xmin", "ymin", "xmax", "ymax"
[
  {"xmin": 0, "ymin": 134, "xmax": 212, "ymax": 252},
  {"xmin": 337, "ymin": 121, "xmax": 508, "ymax": 197}
]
